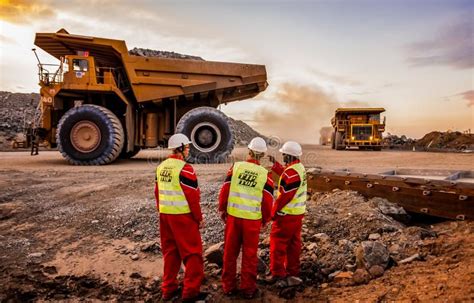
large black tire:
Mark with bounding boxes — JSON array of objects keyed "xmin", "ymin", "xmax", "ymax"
[
  {"xmin": 120, "ymin": 146, "xmax": 141, "ymax": 159},
  {"xmin": 56, "ymin": 105, "xmax": 124, "ymax": 165},
  {"xmin": 331, "ymin": 132, "xmax": 336, "ymax": 149},
  {"xmin": 335, "ymin": 132, "xmax": 345, "ymax": 150},
  {"xmin": 176, "ymin": 107, "xmax": 234, "ymax": 163}
]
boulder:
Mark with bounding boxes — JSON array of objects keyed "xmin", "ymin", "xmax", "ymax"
[{"xmin": 355, "ymin": 241, "xmax": 390, "ymax": 270}]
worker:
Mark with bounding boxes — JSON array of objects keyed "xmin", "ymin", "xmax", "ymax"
[
  {"xmin": 154, "ymin": 133, "xmax": 206, "ymax": 302},
  {"xmin": 267, "ymin": 141, "xmax": 307, "ymax": 286},
  {"xmin": 218, "ymin": 137, "xmax": 274, "ymax": 299}
]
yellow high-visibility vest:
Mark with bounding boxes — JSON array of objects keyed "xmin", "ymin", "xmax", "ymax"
[
  {"xmin": 228, "ymin": 161, "xmax": 268, "ymax": 220},
  {"xmin": 279, "ymin": 162, "xmax": 307, "ymax": 215},
  {"xmin": 156, "ymin": 158, "xmax": 190, "ymax": 214}
]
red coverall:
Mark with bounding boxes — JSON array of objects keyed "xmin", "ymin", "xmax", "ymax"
[
  {"xmin": 155, "ymin": 154, "xmax": 204, "ymax": 300},
  {"xmin": 270, "ymin": 160, "xmax": 304, "ymax": 278},
  {"xmin": 218, "ymin": 159, "xmax": 274, "ymax": 295}
]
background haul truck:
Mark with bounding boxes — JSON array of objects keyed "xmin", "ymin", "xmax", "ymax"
[
  {"xmin": 33, "ymin": 29, "xmax": 267, "ymax": 164},
  {"xmin": 331, "ymin": 108, "xmax": 386, "ymax": 151}
]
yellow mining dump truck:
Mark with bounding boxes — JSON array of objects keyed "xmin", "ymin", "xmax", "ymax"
[
  {"xmin": 33, "ymin": 29, "xmax": 267, "ymax": 164},
  {"xmin": 330, "ymin": 108, "xmax": 386, "ymax": 151}
]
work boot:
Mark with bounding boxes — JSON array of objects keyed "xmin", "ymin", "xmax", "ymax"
[
  {"xmin": 240, "ymin": 288, "xmax": 260, "ymax": 300},
  {"xmin": 224, "ymin": 289, "xmax": 239, "ymax": 297},
  {"xmin": 161, "ymin": 287, "xmax": 182, "ymax": 302},
  {"xmin": 286, "ymin": 276, "xmax": 303, "ymax": 287},
  {"xmin": 264, "ymin": 275, "xmax": 286, "ymax": 285},
  {"xmin": 182, "ymin": 292, "xmax": 209, "ymax": 303}
]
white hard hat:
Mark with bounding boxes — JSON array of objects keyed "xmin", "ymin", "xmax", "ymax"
[
  {"xmin": 248, "ymin": 137, "xmax": 267, "ymax": 153},
  {"xmin": 168, "ymin": 133, "xmax": 192, "ymax": 149},
  {"xmin": 279, "ymin": 141, "xmax": 302, "ymax": 157}
]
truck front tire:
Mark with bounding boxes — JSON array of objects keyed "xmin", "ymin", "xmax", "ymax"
[
  {"xmin": 176, "ymin": 107, "xmax": 234, "ymax": 163},
  {"xmin": 56, "ymin": 105, "xmax": 124, "ymax": 165},
  {"xmin": 335, "ymin": 132, "xmax": 345, "ymax": 150}
]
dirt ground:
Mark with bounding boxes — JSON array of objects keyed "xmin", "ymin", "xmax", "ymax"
[{"xmin": 0, "ymin": 146, "xmax": 473, "ymax": 302}]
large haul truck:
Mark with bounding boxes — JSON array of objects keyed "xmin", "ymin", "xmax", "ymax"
[{"xmin": 33, "ymin": 29, "xmax": 267, "ymax": 164}]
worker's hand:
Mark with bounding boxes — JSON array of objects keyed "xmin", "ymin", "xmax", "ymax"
[
  {"xmin": 268, "ymin": 155, "xmax": 276, "ymax": 164},
  {"xmin": 220, "ymin": 211, "xmax": 227, "ymax": 223},
  {"xmin": 199, "ymin": 219, "xmax": 205, "ymax": 229}
]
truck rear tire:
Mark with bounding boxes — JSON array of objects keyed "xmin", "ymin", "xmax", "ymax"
[
  {"xmin": 56, "ymin": 105, "xmax": 124, "ymax": 165},
  {"xmin": 120, "ymin": 146, "xmax": 141, "ymax": 159},
  {"xmin": 176, "ymin": 107, "xmax": 234, "ymax": 163},
  {"xmin": 331, "ymin": 132, "xmax": 336, "ymax": 149},
  {"xmin": 335, "ymin": 132, "xmax": 345, "ymax": 150}
]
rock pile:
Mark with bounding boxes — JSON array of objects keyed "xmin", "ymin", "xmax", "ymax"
[
  {"xmin": 227, "ymin": 116, "xmax": 267, "ymax": 146},
  {"xmin": 0, "ymin": 91, "xmax": 39, "ymax": 148},
  {"xmin": 129, "ymin": 47, "xmax": 204, "ymax": 61},
  {"xmin": 415, "ymin": 131, "xmax": 474, "ymax": 151},
  {"xmin": 383, "ymin": 133, "xmax": 416, "ymax": 149}
]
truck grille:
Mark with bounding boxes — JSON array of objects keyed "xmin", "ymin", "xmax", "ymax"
[{"xmin": 352, "ymin": 125, "xmax": 373, "ymax": 140}]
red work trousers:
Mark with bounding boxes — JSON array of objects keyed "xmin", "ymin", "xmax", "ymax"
[
  {"xmin": 270, "ymin": 214, "xmax": 303, "ymax": 277},
  {"xmin": 222, "ymin": 215, "xmax": 261, "ymax": 295},
  {"xmin": 160, "ymin": 213, "xmax": 204, "ymax": 299}
]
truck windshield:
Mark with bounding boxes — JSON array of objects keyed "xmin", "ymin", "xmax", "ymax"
[{"xmin": 73, "ymin": 59, "xmax": 88, "ymax": 71}]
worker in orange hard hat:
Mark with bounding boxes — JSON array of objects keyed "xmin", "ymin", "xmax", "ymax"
[
  {"xmin": 267, "ymin": 141, "xmax": 307, "ymax": 287},
  {"xmin": 155, "ymin": 133, "xmax": 207, "ymax": 302},
  {"xmin": 218, "ymin": 137, "xmax": 274, "ymax": 299}
]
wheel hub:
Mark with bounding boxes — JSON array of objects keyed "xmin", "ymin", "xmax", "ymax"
[
  {"xmin": 190, "ymin": 122, "xmax": 221, "ymax": 153},
  {"xmin": 70, "ymin": 121, "xmax": 101, "ymax": 153}
]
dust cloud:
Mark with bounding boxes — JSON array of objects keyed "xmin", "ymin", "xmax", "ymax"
[{"xmin": 254, "ymin": 83, "xmax": 367, "ymax": 144}]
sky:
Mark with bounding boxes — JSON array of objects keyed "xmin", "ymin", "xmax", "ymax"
[{"xmin": 0, "ymin": 0, "xmax": 473, "ymax": 143}]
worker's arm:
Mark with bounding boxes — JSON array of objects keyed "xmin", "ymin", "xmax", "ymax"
[
  {"xmin": 271, "ymin": 161, "xmax": 285, "ymax": 176},
  {"xmin": 261, "ymin": 172, "xmax": 274, "ymax": 225},
  {"xmin": 179, "ymin": 163, "xmax": 202, "ymax": 223},
  {"xmin": 272, "ymin": 168, "xmax": 301, "ymax": 218},
  {"xmin": 218, "ymin": 165, "xmax": 233, "ymax": 221}
]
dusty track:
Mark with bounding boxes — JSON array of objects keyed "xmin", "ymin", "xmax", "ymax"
[{"xmin": 0, "ymin": 146, "xmax": 473, "ymax": 301}]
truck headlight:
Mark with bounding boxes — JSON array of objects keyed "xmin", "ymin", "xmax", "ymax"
[
  {"xmin": 351, "ymin": 136, "xmax": 355, "ymax": 140},
  {"xmin": 369, "ymin": 136, "xmax": 373, "ymax": 140}
]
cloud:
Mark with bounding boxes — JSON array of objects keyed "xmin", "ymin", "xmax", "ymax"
[
  {"xmin": 253, "ymin": 83, "xmax": 368, "ymax": 144},
  {"xmin": 457, "ymin": 90, "xmax": 474, "ymax": 107},
  {"xmin": 0, "ymin": 0, "xmax": 56, "ymax": 24},
  {"xmin": 406, "ymin": 15, "xmax": 474, "ymax": 69},
  {"xmin": 310, "ymin": 68, "xmax": 362, "ymax": 86},
  {"xmin": 0, "ymin": 34, "xmax": 17, "ymax": 44}
]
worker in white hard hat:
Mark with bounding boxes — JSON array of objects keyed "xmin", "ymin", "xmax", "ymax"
[
  {"xmin": 218, "ymin": 137, "xmax": 274, "ymax": 299},
  {"xmin": 154, "ymin": 133, "xmax": 207, "ymax": 302},
  {"xmin": 266, "ymin": 141, "xmax": 307, "ymax": 287}
]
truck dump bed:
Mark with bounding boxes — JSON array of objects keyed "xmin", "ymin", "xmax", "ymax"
[{"xmin": 34, "ymin": 29, "xmax": 267, "ymax": 104}]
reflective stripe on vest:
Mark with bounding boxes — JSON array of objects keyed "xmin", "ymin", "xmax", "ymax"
[
  {"xmin": 227, "ymin": 161, "xmax": 268, "ymax": 220},
  {"xmin": 156, "ymin": 158, "xmax": 190, "ymax": 214},
  {"xmin": 279, "ymin": 162, "xmax": 307, "ymax": 215}
]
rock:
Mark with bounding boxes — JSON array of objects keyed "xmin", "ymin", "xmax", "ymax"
[
  {"xmin": 355, "ymin": 241, "xmax": 390, "ymax": 270},
  {"xmin": 286, "ymin": 276, "xmax": 303, "ymax": 287},
  {"xmin": 130, "ymin": 254, "xmax": 139, "ymax": 261},
  {"xmin": 91, "ymin": 220, "xmax": 99, "ymax": 224},
  {"xmin": 398, "ymin": 253, "xmax": 421, "ymax": 264},
  {"xmin": 306, "ymin": 243, "xmax": 317, "ymax": 251},
  {"xmin": 314, "ymin": 233, "xmax": 330, "ymax": 242},
  {"xmin": 368, "ymin": 233, "xmax": 381, "ymax": 240},
  {"xmin": 345, "ymin": 263, "xmax": 357, "ymax": 272},
  {"xmin": 389, "ymin": 244, "xmax": 400, "ymax": 255},
  {"xmin": 328, "ymin": 270, "xmax": 342, "ymax": 280},
  {"xmin": 333, "ymin": 271, "xmax": 354, "ymax": 286},
  {"xmin": 353, "ymin": 268, "xmax": 371, "ymax": 284},
  {"xmin": 374, "ymin": 198, "xmax": 411, "ymax": 223},
  {"xmin": 204, "ymin": 242, "xmax": 224, "ymax": 267},
  {"xmin": 368, "ymin": 265, "xmax": 385, "ymax": 277},
  {"xmin": 27, "ymin": 252, "xmax": 43, "ymax": 258},
  {"xmin": 134, "ymin": 230, "xmax": 144, "ymax": 237},
  {"xmin": 140, "ymin": 241, "xmax": 160, "ymax": 253},
  {"xmin": 321, "ymin": 283, "xmax": 329, "ymax": 289},
  {"xmin": 130, "ymin": 272, "xmax": 142, "ymax": 279}
]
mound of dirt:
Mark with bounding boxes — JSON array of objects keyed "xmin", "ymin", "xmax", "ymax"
[
  {"xmin": 129, "ymin": 47, "xmax": 204, "ymax": 61},
  {"xmin": 415, "ymin": 131, "xmax": 474, "ymax": 151},
  {"xmin": 227, "ymin": 116, "xmax": 267, "ymax": 146}
]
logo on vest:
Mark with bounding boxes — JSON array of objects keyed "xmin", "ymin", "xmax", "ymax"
[
  {"xmin": 237, "ymin": 169, "xmax": 258, "ymax": 187},
  {"xmin": 160, "ymin": 167, "xmax": 173, "ymax": 182}
]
